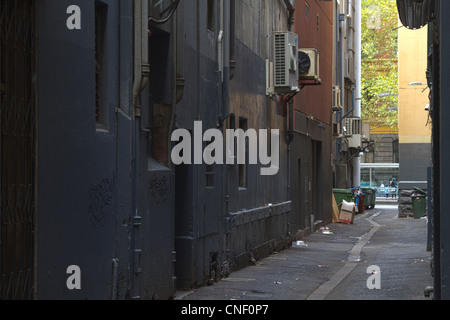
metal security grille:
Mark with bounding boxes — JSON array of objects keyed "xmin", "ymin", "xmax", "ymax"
[{"xmin": 0, "ymin": 0, "xmax": 37, "ymax": 300}]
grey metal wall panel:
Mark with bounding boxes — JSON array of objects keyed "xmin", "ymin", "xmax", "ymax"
[
  {"xmin": 37, "ymin": 0, "xmax": 119, "ymax": 300},
  {"xmin": 399, "ymin": 143, "xmax": 432, "ymax": 188},
  {"xmin": 171, "ymin": 0, "xmax": 297, "ymax": 289},
  {"xmin": 141, "ymin": 162, "xmax": 176, "ymax": 299}
]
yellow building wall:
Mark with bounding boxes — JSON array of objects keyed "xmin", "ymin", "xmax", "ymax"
[
  {"xmin": 398, "ymin": 25, "xmax": 432, "ymax": 144},
  {"xmin": 371, "ymin": 125, "xmax": 397, "ymax": 135}
]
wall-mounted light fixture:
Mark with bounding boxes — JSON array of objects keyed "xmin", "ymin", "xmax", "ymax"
[
  {"xmin": 409, "ymin": 82, "xmax": 426, "ymax": 86},
  {"xmin": 409, "ymin": 82, "xmax": 429, "ymax": 92}
]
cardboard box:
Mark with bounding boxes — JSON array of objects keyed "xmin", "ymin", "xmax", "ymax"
[
  {"xmin": 339, "ymin": 200, "xmax": 356, "ymax": 224},
  {"xmin": 332, "ymin": 193, "xmax": 340, "ymax": 223}
]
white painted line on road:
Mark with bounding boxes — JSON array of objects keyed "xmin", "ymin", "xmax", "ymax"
[
  {"xmin": 307, "ymin": 212, "xmax": 382, "ymax": 300},
  {"xmin": 349, "ymin": 213, "xmax": 381, "ymax": 262},
  {"xmin": 306, "ymin": 262, "xmax": 359, "ymax": 300}
]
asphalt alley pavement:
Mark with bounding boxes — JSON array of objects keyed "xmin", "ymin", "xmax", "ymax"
[{"xmin": 177, "ymin": 202, "xmax": 433, "ymax": 300}]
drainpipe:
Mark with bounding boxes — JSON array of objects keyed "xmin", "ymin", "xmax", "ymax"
[
  {"xmin": 336, "ymin": 2, "xmax": 344, "ymax": 167},
  {"xmin": 282, "ymin": 0, "xmax": 296, "ymax": 137},
  {"xmin": 282, "ymin": 0, "xmax": 296, "ymax": 139},
  {"xmin": 339, "ymin": 10, "xmax": 344, "ymax": 153},
  {"xmin": 229, "ymin": 0, "xmax": 236, "ymax": 80},
  {"xmin": 131, "ymin": 0, "xmax": 149, "ymax": 300},
  {"xmin": 353, "ymin": 0, "xmax": 362, "ymax": 186},
  {"xmin": 217, "ymin": 0, "xmax": 224, "ymax": 124},
  {"xmin": 222, "ymin": 0, "xmax": 231, "ymax": 123},
  {"xmin": 167, "ymin": 3, "xmax": 185, "ymax": 169},
  {"xmin": 175, "ymin": 1, "xmax": 185, "ymax": 105},
  {"xmin": 133, "ymin": 0, "xmax": 150, "ymax": 118},
  {"xmin": 219, "ymin": 0, "xmax": 232, "ymax": 126},
  {"xmin": 335, "ymin": 2, "xmax": 340, "ymax": 168},
  {"xmin": 218, "ymin": 0, "xmax": 224, "ymax": 82},
  {"xmin": 283, "ymin": 0, "xmax": 296, "ymax": 212},
  {"xmin": 283, "ymin": 0, "xmax": 295, "ymax": 32}
]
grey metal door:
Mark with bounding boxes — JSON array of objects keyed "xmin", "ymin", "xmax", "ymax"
[{"xmin": 0, "ymin": 0, "xmax": 37, "ymax": 300}]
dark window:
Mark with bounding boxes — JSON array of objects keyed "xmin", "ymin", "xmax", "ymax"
[
  {"xmin": 207, "ymin": 0, "xmax": 215, "ymax": 32},
  {"xmin": 305, "ymin": 3, "xmax": 310, "ymax": 18},
  {"xmin": 238, "ymin": 117, "xmax": 248, "ymax": 189},
  {"xmin": 206, "ymin": 164, "xmax": 214, "ymax": 188},
  {"xmin": 393, "ymin": 139, "xmax": 399, "ymax": 163},
  {"xmin": 229, "ymin": 114, "xmax": 236, "ymax": 130},
  {"xmin": 229, "ymin": 114, "xmax": 236, "ymax": 164},
  {"xmin": 95, "ymin": 1, "xmax": 108, "ymax": 130}
]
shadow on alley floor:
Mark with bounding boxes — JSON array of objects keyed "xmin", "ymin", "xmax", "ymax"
[{"xmin": 177, "ymin": 201, "xmax": 433, "ymax": 300}]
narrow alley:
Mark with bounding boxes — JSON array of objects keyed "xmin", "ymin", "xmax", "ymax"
[
  {"xmin": 2, "ymin": 0, "xmax": 447, "ymax": 302},
  {"xmin": 178, "ymin": 202, "xmax": 432, "ymax": 300}
]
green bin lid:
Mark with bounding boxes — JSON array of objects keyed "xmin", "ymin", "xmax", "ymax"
[
  {"xmin": 333, "ymin": 189, "xmax": 352, "ymax": 193},
  {"xmin": 413, "ymin": 187, "xmax": 427, "ymax": 195}
]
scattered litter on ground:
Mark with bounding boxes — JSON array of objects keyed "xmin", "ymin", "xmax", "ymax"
[
  {"xmin": 320, "ymin": 227, "xmax": 333, "ymax": 235},
  {"xmin": 413, "ymin": 258, "xmax": 429, "ymax": 264},
  {"xmin": 317, "ymin": 265, "xmax": 328, "ymax": 268},
  {"xmin": 292, "ymin": 241, "xmax": 308, "ymax": 248}
]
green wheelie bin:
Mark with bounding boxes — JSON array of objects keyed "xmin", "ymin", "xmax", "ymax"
[
  {"xmin": 361, "ymin": 187, "xmax": 374, "ymax": 209},
  {"xmin": 411, "ymin": 187, "xmax": 427, "ymax": 219},
  {"xmin": 333, "ymin": 189, "xmax": 355, "ymax": 212}
]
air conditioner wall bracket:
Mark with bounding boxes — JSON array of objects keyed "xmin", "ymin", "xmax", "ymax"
[{"xmin": 299, "ymin": 78, "xmax": 322, "ymax": 90}]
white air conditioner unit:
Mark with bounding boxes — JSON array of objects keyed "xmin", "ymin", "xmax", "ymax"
[
  {"xmin": 348, "ymin": 135, "xmax": 362, "ymax": 150},
  {"xmin": 344, "ymin": 118, "xmax": 352, "ymax": 136},
  {"xmin": 298, "ymin": 48, "xmax": 320, "ymax": 80},
  {"xmin": 344, "ymin": 51, "xmax": 355, "ymax": 80},
  {"xmin": 344, "ymin": 118, "xmax": 362, "ymax": 149},
  {"xmin": 273, "ymin": 31, "xmax": 299, "ymax": 94},
  {"xmin": 332, "ymin": 85, "xmax": 342, "ymax": 111},
  {"xmin": 344, "ymin": 118, "xmax": 360, "ymax": 136}
]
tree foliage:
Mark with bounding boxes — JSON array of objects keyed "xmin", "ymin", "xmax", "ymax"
[{"xmin": 361, "ymin": 0, "xmax": 399, "ymax": 130}]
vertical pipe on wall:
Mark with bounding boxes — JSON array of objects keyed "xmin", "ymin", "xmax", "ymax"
[
  {"xmin": 284, "ymin": 1, "xmax": 295, "ymax": 206},
  {"xmin": 131, "ymin": 0, "xmax": 141, "ymax": 300},
  {"xmin": 219, "ymin": 0, "xmax": 231, "ymax": 125},
  {"xmin": 168, "ymin": 2, "xmax": 185, "ymax": 169},
  {"xmin": 196, "ymin": 0, "xmax": 200, "ymax": 120},
  {"xmin": 217, "ymin": 0, "xmax": 224, "ymax": 124},
  {"xmin": 223, "ymin": 0, "xmax": 230, "ymax": 122},
  {"xmin": 335, "ymin": 1, "xmax": 343, "ymax": 167},
  {"xmin": 229, "ymin": 0, "xmax": 236, "ymax": 80},
  {"xmin": 353, "ymin": 0, "xmax": 361, "ymax": 186},
  {"xmin": 132, "ymin": 0, "xmax": 142, "ymax": 111},
  {"xmin": 132, "ymin": 0, "xmax": 149, "ymax": 118},
  {"xmin": 131, "ymin": 0, "xmax": 149, "ymax": 300},
  {"xmin": 283, "ymin": 0, "xmax": 295, "ymax": 32},
  {"xmin": 218, "ymin": 0, "xmax": 224, "ymax": 82},
  {"xmin": 223, "ymin": 0, "xmax": 232, "ymax": 270},
  {"xmin": 168, "ymin": 9, "xmax": 178, "ymax": 169}
]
